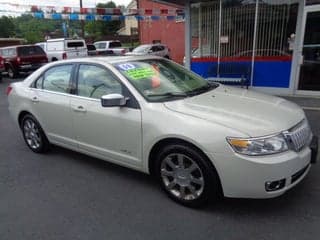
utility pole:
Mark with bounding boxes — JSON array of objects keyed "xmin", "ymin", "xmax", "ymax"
[{"xmin": 80, "ymin": 0, "xmax": 85, "ymax": 38}]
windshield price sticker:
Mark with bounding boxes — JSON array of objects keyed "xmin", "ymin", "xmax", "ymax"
[{"xmin": 125, "ymin": 67, "xmax": 155, "ymax": 80}]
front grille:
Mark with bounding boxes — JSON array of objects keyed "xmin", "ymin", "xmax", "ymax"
[{"xmin": 284, "ymin": 120, "xmax": 312, "ymax": 152}]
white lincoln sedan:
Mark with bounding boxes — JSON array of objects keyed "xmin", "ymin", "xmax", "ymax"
[{"xmin": 7, "ymin": 56, "xmax": 318, "ymax": 207}]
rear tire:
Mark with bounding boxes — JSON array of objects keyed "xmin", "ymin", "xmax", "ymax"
[
  {"xmin": 21, "ymin": 114, "xmax": 50, "ymax": 153},
  {"xmin": 155, "ymin": 144, "xmax": 221, "ymax": 207},
  {"xmin": 7, "ymin": 66, "xmax": 17, "ymax": 79}
]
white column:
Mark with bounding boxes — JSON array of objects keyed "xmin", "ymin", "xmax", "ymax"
[{"xmin": 185, "ymin": 0, "xmax": 191, "ymax": 70}]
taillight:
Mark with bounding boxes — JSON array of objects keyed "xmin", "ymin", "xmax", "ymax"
[
  {"xmin": 121, "ymin": 49, "xmax": 126, "ymax": 55},
  {"xmin": 6, "ymin": 85, "xmax": 12, "ymax": 96},
  {"xmin": 62, "ymin": 53, "xmax": 67, "ymax": 59},
  {"xmin": 17, "ymin": 57, "xmax": 21, "ymax": 63}
]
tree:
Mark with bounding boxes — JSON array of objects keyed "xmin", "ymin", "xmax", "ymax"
[
  {"xmin": 84, "ymin": 1, "xmax": 123, "ymax": 41},
  {"xmin": 0, "ymin": 16, "xmax": 15, "ymax": 37}
]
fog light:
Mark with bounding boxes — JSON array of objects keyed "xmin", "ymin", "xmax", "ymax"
[{"xmin": 265, "ymin": 179, "xmax": 286, "ymax": 192}]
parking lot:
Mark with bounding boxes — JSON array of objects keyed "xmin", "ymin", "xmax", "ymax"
[{"xmin": 1, "ymin": 76, "xmax": 320, "ymax": 240}]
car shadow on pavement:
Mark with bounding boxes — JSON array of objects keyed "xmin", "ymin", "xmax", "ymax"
[{"xmin": 48, "ymin": 145, "xmax": 313, "ymax": 215}]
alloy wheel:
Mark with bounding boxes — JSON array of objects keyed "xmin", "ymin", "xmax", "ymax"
[
  {"xmin": 160, "ymin": 153, "xmax": 205, "ymax": 201},
  {"xmin": 23, "ymin": 119, "xmax": 42, "ymax": 150}
]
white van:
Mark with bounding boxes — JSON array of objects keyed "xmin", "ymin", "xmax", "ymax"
[{"xmin": 45, "ymin": 38, "xmax": 88, "ymax": 62}]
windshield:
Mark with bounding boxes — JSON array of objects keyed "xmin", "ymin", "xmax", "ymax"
[
  {"xmin": 132, "ymin": 45, "xmax": 150, "ymax": 53},
  {"xmin": 114, "ymin": 59, "xmax": 218, "ymax": 102},
  {"xmin": 94, "ymin": 42, "xmax": 106, "ymax": 49}
]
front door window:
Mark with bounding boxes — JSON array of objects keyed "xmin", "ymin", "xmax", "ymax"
[{"xmin": 298, "ymin": 10, "xmax": 320, "ymax": 91}]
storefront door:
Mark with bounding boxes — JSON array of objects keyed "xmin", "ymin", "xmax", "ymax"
[{"xmin": 297, "ymin": 5, "xmax": 320, "ymax": 93}]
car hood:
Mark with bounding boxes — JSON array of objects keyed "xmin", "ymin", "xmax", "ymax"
[{"xmin": 164, "ymin": 85, "xmax": 305, "ymax": 137}]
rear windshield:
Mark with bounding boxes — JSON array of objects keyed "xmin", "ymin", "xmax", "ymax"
[
  {"xmin": 17, "ymin": 46, "xmax": 45, "ymax": 56},
  {"xmin": 0, "ymin": 48, "xmax": 17, "ymax": 57},
  {"xmin": 67, "ymin": 41, "xmax": 85, "ymax": 48},
  {"xmin": 109, "ymin": 41, "xmax": 122, "ymax": 48}
]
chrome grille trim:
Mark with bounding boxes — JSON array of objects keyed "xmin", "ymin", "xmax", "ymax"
[{"xmin": 283, "ymin": 120, "xmax": 312, "ymax": 152}]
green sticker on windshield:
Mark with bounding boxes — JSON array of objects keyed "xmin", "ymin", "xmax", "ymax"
[{"xmin": 125, "ymin": 67, "xmax": 156, "ymax": 80}]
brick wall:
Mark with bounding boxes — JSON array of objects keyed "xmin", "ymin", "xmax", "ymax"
[{"xmin": 138, "ymin": 0, "xmax": 185, "ymax": 64}]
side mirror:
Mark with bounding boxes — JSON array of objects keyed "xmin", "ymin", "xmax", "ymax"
[
  {"xmin": 101, "ymin": 94, "xmax": 128, "ymax": 107},
  {"xmin": 148, "ymin": 50, "xmax": 153, "ymax": 54}
]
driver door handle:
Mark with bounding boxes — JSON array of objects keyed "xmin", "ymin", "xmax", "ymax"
[{"xmin": 72, "ymin": 105, "xmax": 87, "ymax": 113}]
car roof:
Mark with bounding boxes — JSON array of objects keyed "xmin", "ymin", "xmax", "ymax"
[
  {"xmin": 50, "ymin": 55, "xmax": 164, "ymax": 65},
  {"xmin": 0, "ymin": 45, "xmax": 42, "ymax": 49},
  {"xmin": 47, "ymin": 38, "xmax": 85, "ymax": 42}
]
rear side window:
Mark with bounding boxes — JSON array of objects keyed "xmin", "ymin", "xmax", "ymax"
[
  {"xmin": 37, "ymin": 65, "xmax": 73, "ymax": 94},
  {"xmin": 18, "ymin": 46, "xmax": 45, "ymax": 56},
  {"xmin": 109, "ymin": 41, "xmax": 122, "ymax": 48},
  {"xmin": 67, "ymin": 41, "xmax": 84, "ymax": 48}
]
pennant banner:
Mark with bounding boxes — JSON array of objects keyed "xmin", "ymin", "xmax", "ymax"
[
  {"xmin": 0, "ymin": 2, "xmax": 184, "ymax": 16},
  {"xmin": 31, "ymin": 12, "xmax": 184, "ymax": 22}
]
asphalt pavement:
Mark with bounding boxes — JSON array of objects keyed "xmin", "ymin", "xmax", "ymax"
[{"xmin": 1, "ymin": 76, "xmax": 320, "ymax": 240}]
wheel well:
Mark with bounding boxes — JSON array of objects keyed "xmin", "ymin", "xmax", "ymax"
[
  {"xmin": 18, "ymin": 111, "xmax": 31, "ymax": 128},
  {"xmin": 149, "ymin": 138, "xmax": 210, "ymax": 174},
  {"xmin": 148, "ymin": 137, "xmax": 223, "ymax": 196},
  {"xmin": 4, "ymin": 63, "xmax": 12, "ymax": 70},
  {"xmin": 51, "ymin": 57, "xmax": 58, "ymax": 61}
]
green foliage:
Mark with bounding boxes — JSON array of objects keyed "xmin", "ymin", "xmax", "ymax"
[
  {"xmin": 11, "ymin": 14, "xmax": 82, "ymax": 43},
  {"xmin": 0, "ymin": 1, "xmax": 123, "ymax": 43},
  {"xmin": 0, "ymin": 16, "xmax": 15, "ymax": 37},
  {"xmin": 85, "ymin": 1, "xmax": 122, "ymax": 41}
]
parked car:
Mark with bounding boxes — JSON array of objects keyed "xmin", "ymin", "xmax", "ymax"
[
  {"xmin": 44, "ymin": 38, "xmax": 88, "ymax": 62},
  {"xmin": 126, "ymin": 44, "xmax": 171, "ymax": 59},
  {"xmin": 0, "ymin": 45, "xmax": 48, "ymax": 78},
  {"xmin": 87, "ymin": 44, "xmax": 97, "ymax": 56},
  {"xmin": 0, "ymin": 55, "xmax": 4, "ymax": 81},
  {"xmin": 7, "ymin": 56, "xmax": 318, "ymax": 207},
  {"xmin": 94, "ymin": 40, "xmax": 127, "ymax": 56},
  {"xmin": 183, "ymin": 46, "xmax": 216, "ymax": 65}
]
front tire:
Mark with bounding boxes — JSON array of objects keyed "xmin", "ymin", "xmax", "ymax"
[
  {"xmin": 21, "ymin": 114, "xmax": 50, "ymax": 153},
  {"xmin": 155, "ymin": 144, "xmax": 221, "ymax": 207}
]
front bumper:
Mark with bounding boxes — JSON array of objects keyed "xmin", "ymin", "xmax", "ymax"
[{"xmin": 209, "ymin": 139, "xmax": 318, "ymax": 199}]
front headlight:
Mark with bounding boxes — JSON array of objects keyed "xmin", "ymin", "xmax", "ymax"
[{"xmin": 227, "ymin": 134, "xmax": 288, "ymax": 156}]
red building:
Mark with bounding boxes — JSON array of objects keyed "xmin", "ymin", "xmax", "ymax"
[{"xmin": 138, "ymin": 0, "xmax": 185, "ymax": 64}]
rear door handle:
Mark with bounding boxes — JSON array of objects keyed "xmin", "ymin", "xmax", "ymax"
[
  {"xmin": 31, "ymin": 96, "xmax": 39, "ymax": 103},
  {"xmin": 72, "ymin": 105, "xmax": 87, "ymax": 113}
]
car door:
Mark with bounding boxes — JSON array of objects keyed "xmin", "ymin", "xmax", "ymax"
[
  {"xmin": 70, "ymin": 63, "xmax": 142, "ymax": 168},
  {"xmin": 29, "ymin": 64, "xmax": 76, "ymax": 147}
]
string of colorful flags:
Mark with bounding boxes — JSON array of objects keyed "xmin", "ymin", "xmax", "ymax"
[{"xmin": 0, "ymin": 2, "xmax": 185, "ymax": 21}]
